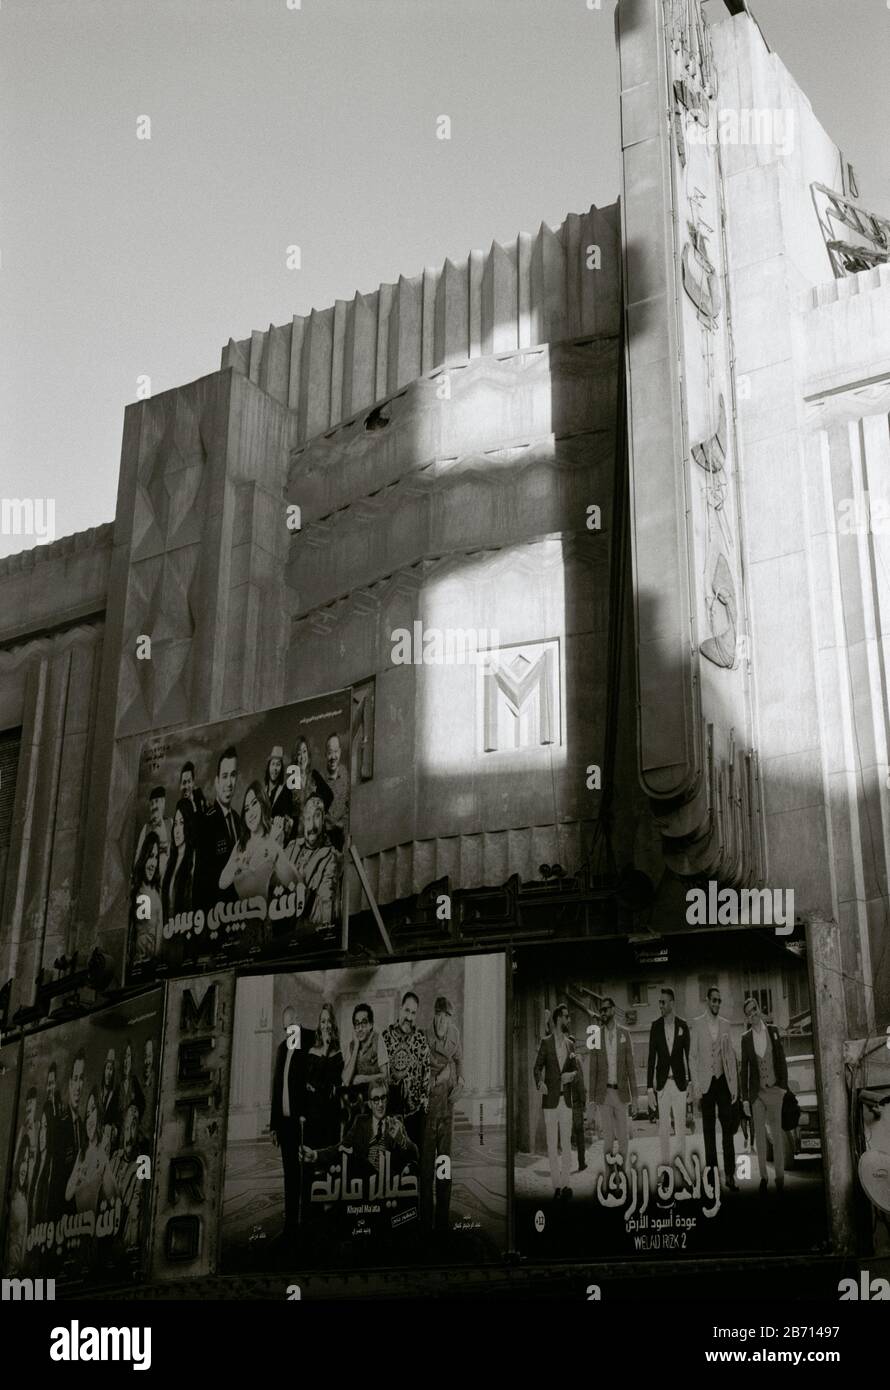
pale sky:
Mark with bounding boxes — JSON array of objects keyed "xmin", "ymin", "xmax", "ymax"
[{"xmin": 1, "ymin": 0, "xmax": 888, "ymax": 559}]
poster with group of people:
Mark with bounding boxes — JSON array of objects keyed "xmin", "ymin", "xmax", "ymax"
[
  {"xmin": 125, "ymin": 690, "xmax": 351, "ymax": 985},
  {"xmin": 2, "ymin": 990, "xmax": 164, "ymax": 1292},
  {"xmin": 220, "ymin": 954, "xmax": 507, "ymax": 1269},
  {"xmin": 513, "ymin": 930, "xmax": 827, "ymax": 1260},
  {"xmin": 0, "ymin": 1042, "xmax": 22, "ymax": 1264}
]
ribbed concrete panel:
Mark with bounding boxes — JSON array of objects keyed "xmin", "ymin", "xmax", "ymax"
[
  {"xmin": 298, "ymin": 306, "xmax": 333, "ymax": 443},
  {"xmin": 223, "ymin": 205, "xmax": 620, "ymax": 443},
  {"xmin": 518, "ymin": 232, "xmax": 534, "ymax": 348},
  {"xmin": 262, "ymin": 322, "xmax": 290, "ymax": 402},
  {"xmin": 562, "ymin": 211, "xmax": 583, "ymax": 339},
  {"xmin": 287, "ymin": 314, "xmax": 304, "ymax": 410},
  {"xmin": 531, "ymin": 222, "xmax": 567, "ymax": 346},
  {"xmin": 469, "ymin": 249, "xmax": 485, "ymax": 358},
  {"xmin": 580, "ymin": 209, "xmax": 599, "ymax": 336},
  {"xmin": 376, "ymin": 283, "xmax": 394, "ymax": 401},
  {"xmin": 221, "ymin": 338, "xmax": 248, "ymax": 375},
  {"xmin": 248, "ymin": 329, "xmax": 264, "ymax": 384},
  {"xmin": 388, "ymin": 273, "xmax": 424, "ymax": 392},
  {"xmin": 482, "ymin": 239, "xmax": 519, "ymax": 355},
  {"xmin": 356, "ymin": 822, "xmax": 592, "ymax": 906},
  {"xmin": 343, "ymin": 291, "xmax": 377, "ymax": 418},
  {"xmin": 422, "ymin": 266, "xmax": 439, "ymax": 373},
  {"xmin": 592, "ymin": 204, "xmax": 622, "ymax": 337},
  {"xmin": 434, "ymin": 258, "xmax": 469, "ymax": 366},
  {"xmin": 329, "ymin": 299, "xmax": 348, "ymax": 426}
]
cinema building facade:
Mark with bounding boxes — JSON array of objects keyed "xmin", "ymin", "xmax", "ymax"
[{"xmin": 1, "ymin": 1, "xmax": 889, "ymax": 1298}]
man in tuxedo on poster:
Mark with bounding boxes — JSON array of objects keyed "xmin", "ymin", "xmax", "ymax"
[
  {"xmin": 196, "ymin": 746, "xmax": 241, "ymax": 912},
  {"xmin": 270, "ymin": 1006, "xmax": 314, "ymax": 1243}
]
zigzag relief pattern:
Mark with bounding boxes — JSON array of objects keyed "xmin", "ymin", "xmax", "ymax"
[
  {"xmin": 289, "ymin": 341, "xmax": 618, "ymax": 527},
  {"xmin": 298, "ymin": 431, "xmax": 613, "ymax": 535},
  {"xmin": 222, "ymin": 204, "xmax": 620, "ymax": 442},
  {"xmin": 0, "ymin": 622, "xmax": 103, "ymax": 671},
  {"xmin": 132, "ymin": 391, "xmax": 211, "ymax": 563},
  {"xmin": 116, "ymin": 388, "xmax": 218, "ymax": 735},
  {"xmin": 289, "ymin": 535, "xmax": 608, "ymax": 650},
  {"xmin": 289, "ymin": 443, "xmax": 612, "ymax": 616}
]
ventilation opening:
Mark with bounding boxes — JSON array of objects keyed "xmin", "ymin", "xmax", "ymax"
[{"xmin": 364, "ymin": 403, "xmax": 392, "ymax": 432}]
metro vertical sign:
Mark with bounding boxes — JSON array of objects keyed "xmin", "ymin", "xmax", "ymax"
[{"xmin": 151, "ymin": 974, "xmax": 234, "ymax": 1279}]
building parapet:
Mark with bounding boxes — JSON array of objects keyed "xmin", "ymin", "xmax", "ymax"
[{"xmin": 220, "ymin": 204, "xmax": 620, "ymax": 444}]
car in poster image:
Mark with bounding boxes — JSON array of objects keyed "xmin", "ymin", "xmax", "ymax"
[{"xmin": 767, "ymin": 1053, "xmax": 822, "ymax": 1170}]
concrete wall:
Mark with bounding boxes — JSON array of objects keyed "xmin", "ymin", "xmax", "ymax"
[
  {"xmin": 710, "ymin": 11, "xmax": 890, "ymax": 1030},
  {"xmin": 221, "ymin": 206, "xmax": 621, "ymax": 442},
  {"xmin": 618, "ymin": 0, "xmax": 762, "ymax": 886},
  {"xmin": 63, "ymin": 199, "xmax": 628, "ymax": 978},
  {"xmin": 0, "ymin": 529, "xmax": 113, "ymax": 1010},
  {"xmin": 284, "ymin": 336, "xmax": 631, "ymax": 901},
  {"xmin": 796, "ymin": 266, "xmax": 890, "ymax": 1028}
]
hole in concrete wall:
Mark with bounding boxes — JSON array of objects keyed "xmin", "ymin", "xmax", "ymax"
[{"xmin": 364, "ymin": 403, "xmax": 392, "ymax": 432}]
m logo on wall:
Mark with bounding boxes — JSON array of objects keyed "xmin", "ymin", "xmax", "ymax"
[
  {"xmin": 122, "ymin": 689, "xmax": 351, "ymax": 985},
  {"xmin": 478, "ymin": 641, "xmax": 559, "ymax": 752}
]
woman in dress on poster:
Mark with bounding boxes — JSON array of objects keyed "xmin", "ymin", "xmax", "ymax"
[
  {"xmin": 304, "ymin": 1002, "xmax": 344, "ymax": 1152},
  {"xmin": 218, "ymin": 781, "xmax": 299, "ymax": 950},
  {"xmin": 118, "ymin": 1041, "xmax": 145, "ymax": 1122},
  {"xmin": 28, "ymin": 1100, "xmax": 55, "ymax": 1229},
  {"xmin": 219, "ymin": 782, "xmax": 300, "ymax": 899},
  {"xmin": 129, "ymin": 831, "xmax": 163, "ymax": 966},
  {"xmin": 161, "ymin": 797, "xmax": 198, "ymax": 967},
  {"xmin": 64, "ymin": 1087, "xmax": 119, "ymax": 1217},
  {"xmin": 263, "ymin": 745, "xmax": 294, "ymax": 845},
  {"xmin": 162, "ymin": 798, "xmax": 197, "ymax": 918}
]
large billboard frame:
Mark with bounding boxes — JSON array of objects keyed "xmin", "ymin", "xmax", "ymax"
[
  {"xmin": 510, "ymin": 920, "xmax": 831, "ymax": 1264},
  {"xmin": 121, "ymin": 687, "xmax": 354, "ymax": 989},
  {"xmin": 216, "ymin": 948, "xmax": 512, "ymax": 1276},
  {"xmin": 2, "ymin": 986, "xmax": 167, "ymax": 1294}
]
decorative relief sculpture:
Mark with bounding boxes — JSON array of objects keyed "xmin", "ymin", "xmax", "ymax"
[
  {"xmin": 700, "ymin": 554, "xmax": 737, "ymax": 670},
  {"xmin": 692, "ymin": 393, "xmax": 727, "ymax": 475},
  {"xmin": 667, "ymin": 0, "xmax": 717, "ymax": 99},
  {"xmin": 672, "ymin": 78, "xmax": 709, "ymax": 168},
  {"xmin": 811, "ymin": 181, "xmax": 890, "ymax": 277},
  {"xmin": 681, "ymin": 223, "xmax": 723, "ymax": 326}
]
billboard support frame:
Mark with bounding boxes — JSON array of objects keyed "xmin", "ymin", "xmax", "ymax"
[{"xmin": 348, "ymin": 841, "xmax": 393, "ymax": 955}]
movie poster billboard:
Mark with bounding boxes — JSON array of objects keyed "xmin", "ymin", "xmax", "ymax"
[
  {"xmin": 149, "ymin": 973, "xmax": 235, "ymax": 1281},
  {"xmin": 125, "ymin": 689, "xmax": 351, "ymax": 986},
  {"xmin": 221, "ymin": 953, "xmax": 507, "ymax": 1271},
  {"xmin": 513, "ymin": 929, "xmax": 827, "ymax": 1260},
  {"xmin": 0, "ymin": 1041, "xmax": 22, "ymax": 1260},
  {"xmin": 2, "ymin": 990, "xmax": 164, "ymax": 1292}
]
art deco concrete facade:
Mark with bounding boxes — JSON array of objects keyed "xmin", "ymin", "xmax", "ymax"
[
  {"xmin": 1, "ymin": 200, "xmax": 642, "ymax": 1010},
  {"xmin": 1, "ymin": 1, "xmax": 889, "ymax": 1258},
  {"xmin": 619, "ymin": 0, "xmax": 889, "ymax": 1032}
]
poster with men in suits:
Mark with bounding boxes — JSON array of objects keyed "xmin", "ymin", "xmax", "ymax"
[
  {"xmin": 1, "ymin": 990, "xmax": 164, "ymax": 1292},
  {"xmin": 220, "ymin": 954, "xmax": 507, "ymax": 1271},
  {"xmin": 0, "ymin": 1042, "xmax": 22, "ymax": 1264},
  {"xmin": 513, "ymin": 933, "xmax": 827, "ymax": 1259},
  {"xmin": 124, "ymin": 690, "xmax": 351, "ymax": 985}
]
